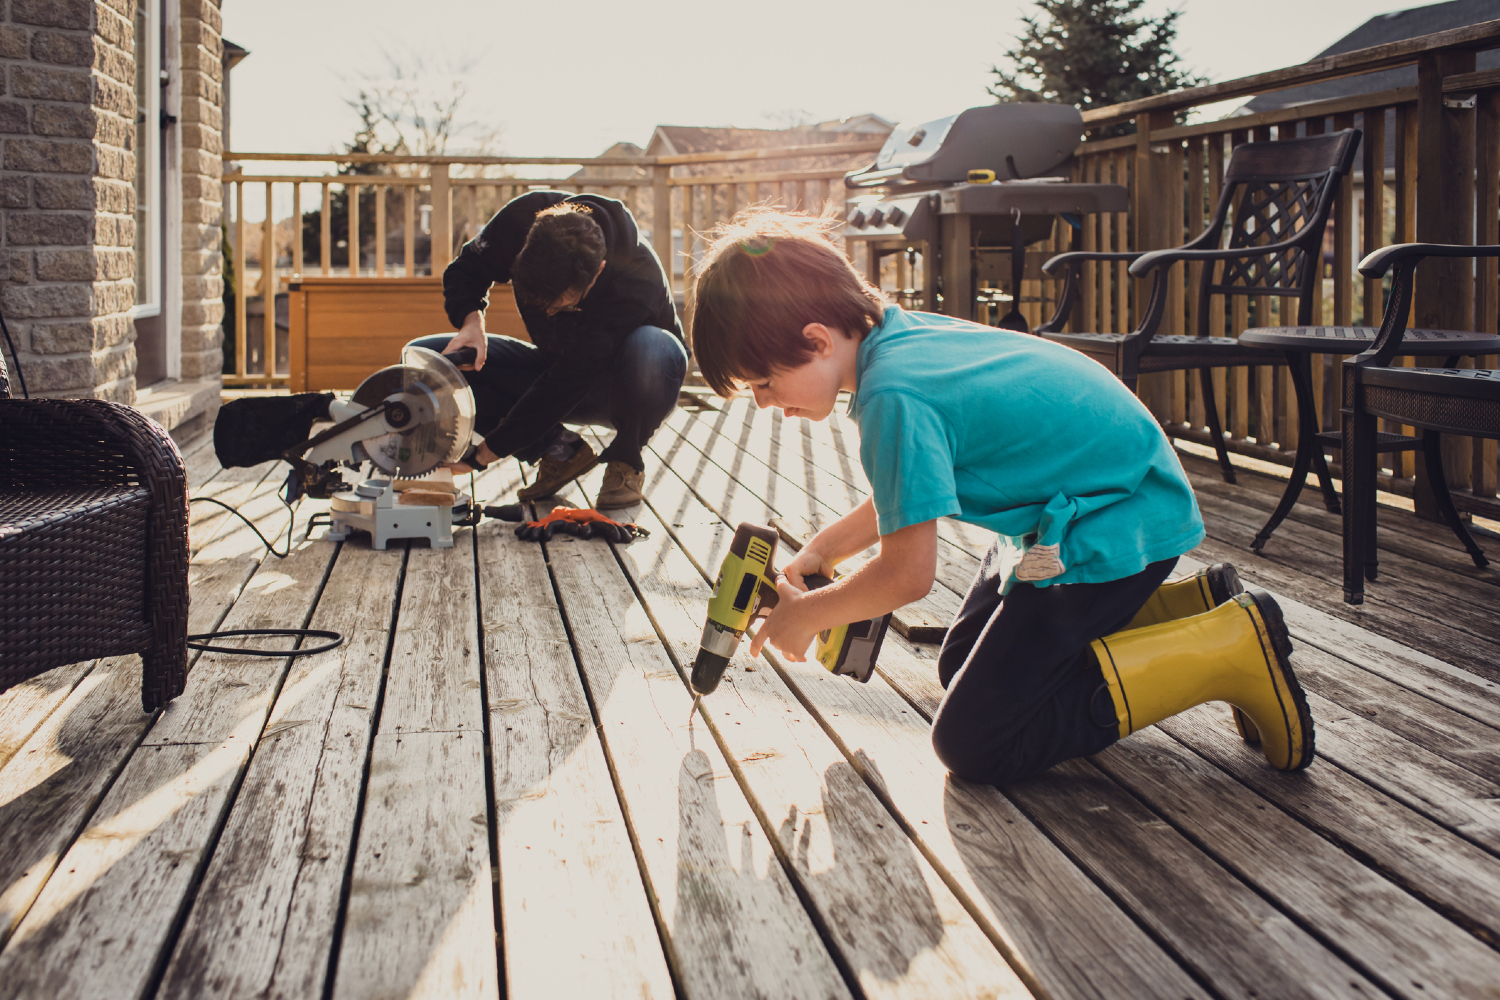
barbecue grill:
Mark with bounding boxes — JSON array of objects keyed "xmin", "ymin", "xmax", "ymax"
[{"xmin": 843, "ymin": 104, "xmax": 1127, "ymax": 331}]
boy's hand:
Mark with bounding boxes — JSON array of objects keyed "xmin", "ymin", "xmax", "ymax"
[
  {"xmin": 780, "ymin": 546, "xmax": 836, "ymax": 591},
  {"xmin": 748, "ymin": 577, "xmax": 819, "ymax": 662}
]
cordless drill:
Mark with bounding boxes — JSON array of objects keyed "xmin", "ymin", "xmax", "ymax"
[{"xmin": 690, "ymin": 522, "xmax": 892, "ymax": 695}]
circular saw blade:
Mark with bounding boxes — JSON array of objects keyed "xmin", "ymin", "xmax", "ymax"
[{"xmin": 348, "ymin": 348, "xmax": 477, "ymax": 477}]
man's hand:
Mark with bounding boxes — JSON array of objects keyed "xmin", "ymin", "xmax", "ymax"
[
  {"xmin": 445, "ymin": 311, "xmax": 488, "ymax": 370},
  {"xmin": 748, "ymin": 577, "xmax": 819, "ymax": 662},
  {"xmin": 444, "ymin": 440, "xmax": 498, "ymax": 476}
]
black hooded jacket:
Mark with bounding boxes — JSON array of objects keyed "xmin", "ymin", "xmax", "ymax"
[{"xmin": 442, "ymin": 191, "xmax": 680, "ymax": 459}]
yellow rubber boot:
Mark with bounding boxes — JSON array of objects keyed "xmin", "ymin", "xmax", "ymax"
[
  {"xmin": 1092, "ymin": 588, "xmax": 1315, "ymax": 770},
  {"xmin": 1123, "ymin": 563, "xmax": 1243, "ymax": 631}
]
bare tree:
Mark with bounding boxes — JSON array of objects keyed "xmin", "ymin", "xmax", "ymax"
[{"xmin": 344, "ymin": 48, "xmax": 504, "ymax": 166}]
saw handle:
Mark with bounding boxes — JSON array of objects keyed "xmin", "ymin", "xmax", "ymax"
[{"xmin": 444, "ymin": 346, "xmax": 479, "ymax": 370}]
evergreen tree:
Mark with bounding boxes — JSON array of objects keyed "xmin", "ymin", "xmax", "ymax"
[{"xmin": 990, "ymin": 0, "xmax": 1205, "ymax": 135}]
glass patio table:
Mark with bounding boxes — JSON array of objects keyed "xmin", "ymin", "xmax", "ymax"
[{"xmin": 1234, "ymin": 325, "xmax": 1500, "ymax": 552}]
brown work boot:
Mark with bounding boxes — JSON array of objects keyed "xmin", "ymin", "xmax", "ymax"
[
  {"xmin": 596, "ymin": 460, "xmax": 644, "ymax": 509},
  {"xmin": 517, "ymin": 442, "xmax": 598, "ymax": 501}
]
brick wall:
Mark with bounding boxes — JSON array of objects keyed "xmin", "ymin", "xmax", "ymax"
[
  {"xmin": 0, "ymin": 0, "xmax": 137, "ymax": 401},
  {"xmin": 178, "ymin": 0, "xmax": 220, "ymax": 383}
]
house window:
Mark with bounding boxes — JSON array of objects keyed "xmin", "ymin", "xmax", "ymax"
[{"xmin": 133, "ymin": 0, "xmax": 161, "ymax": 318}]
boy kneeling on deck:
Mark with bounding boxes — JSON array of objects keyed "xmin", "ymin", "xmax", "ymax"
[{"xmin": 691, "ymin": 212, "xmax": 1314, "ymax": 784}]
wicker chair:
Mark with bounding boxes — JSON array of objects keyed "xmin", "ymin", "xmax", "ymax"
[
  {"xmin": 1038, "ymin": 129, "xmax": 1361, "ymax": 484},
  {"xmin": 1342, "ymin": 243, "xmax": 1500, "ymax": 605},
  {"xmin": 0, "ymin": 347, "xmax": 190, "ymax": 711}
]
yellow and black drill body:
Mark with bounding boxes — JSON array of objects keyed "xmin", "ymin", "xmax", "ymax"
[{"xmin": 690, "ymin": 522, "xmax": 892, "ymax": 695}]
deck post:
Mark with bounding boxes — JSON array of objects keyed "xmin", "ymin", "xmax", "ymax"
[
  {"xmin": 1413, "ymin": 48, "xmax": 1477, "ymax": 519},
  {"xmin": 430, "ymin": 162, "xmax": 453, "ymax": 274},
  {"xmin": 652, "ymin": 164, "xmax": 671, "ymax": 291}
]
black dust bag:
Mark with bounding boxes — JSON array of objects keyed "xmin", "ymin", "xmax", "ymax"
[{"xmin": 214, "ymin": 392, "xmax": 336, "ymax": 468}]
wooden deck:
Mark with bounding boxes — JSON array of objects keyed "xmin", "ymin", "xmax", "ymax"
[{"xmin": 3, "ymin": 395, "xmax": 1500, "ymax": 1000}]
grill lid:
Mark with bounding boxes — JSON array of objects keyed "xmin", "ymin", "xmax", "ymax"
[{"xmin": 847, "ymin": 103, "xmax": 1083, "ymax": 188}]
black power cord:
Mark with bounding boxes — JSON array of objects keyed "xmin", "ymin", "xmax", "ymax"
[{"xmin": 187, "ymin": 478, "xmax": 343, "ymax": 657}]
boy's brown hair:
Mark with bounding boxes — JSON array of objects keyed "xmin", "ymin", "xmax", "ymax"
[
  {"xmin": 512, "ymin": 202, "xmax": 606, "ymax": 307},
  {"xmin": 691, "ymin": 210, "xmax": 887, "ymax": 396}
]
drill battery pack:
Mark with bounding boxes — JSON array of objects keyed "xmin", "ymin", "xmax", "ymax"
[{"xmin": 804, "ymin": 574, "xmax": 890, "ymax": 683}]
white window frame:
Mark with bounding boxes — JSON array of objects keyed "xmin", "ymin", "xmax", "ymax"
[{"xmin": 132, "ymin": 0, "xmax": 162, "ymax": 320}]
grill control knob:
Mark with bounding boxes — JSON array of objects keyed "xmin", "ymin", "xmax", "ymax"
[
  {"xmin": 848, "ymin": 209, "xmax": 866, "ymax": 228},
  {"xmin": 868, "ymin": 208, "xmax": 886, "ymax": 227},
  {"xmin": 886, "ymin": 205, "xmax": 906, "ymax": 226}
]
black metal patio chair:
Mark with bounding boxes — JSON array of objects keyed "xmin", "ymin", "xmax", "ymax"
[
  {"xmin": 0, "ymin": 347, "xmax": 191, "ymax": 711},
  {"xmin": 1342, "ymin": 242, "xmax": 1500, "ymax": 605},
  {"xmin": 1038, "ymin": 129, "xmax": 1362, "ymax": 484}
]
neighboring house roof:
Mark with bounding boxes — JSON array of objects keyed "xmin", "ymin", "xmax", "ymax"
[
  {"xmin": 1240, "ymin": 0, "xmax": 1500, "ymax": 112},
  {"xmin": 643, "ymin": 117, "xmax": 893, "ymax": 175},
  {"xmin": 568, "ymin": 141, "xmax": 649, "ymax": 183}
]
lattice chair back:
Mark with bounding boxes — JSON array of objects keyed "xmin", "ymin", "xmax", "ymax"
[{"xmin": 1194, "ymin": 129, "xmax": 1360, "ymax": 330}]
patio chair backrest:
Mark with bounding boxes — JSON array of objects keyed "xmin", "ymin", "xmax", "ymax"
[{"xmin": 1197, "ymin": 129, "xmax": 1360, "ymax": 326}]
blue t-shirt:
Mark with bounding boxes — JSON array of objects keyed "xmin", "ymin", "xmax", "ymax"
[{"xmin": 851, "ymin": 306, "xmax": 1204, "ymax": 591}]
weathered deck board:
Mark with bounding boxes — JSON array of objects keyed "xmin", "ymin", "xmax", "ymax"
[
  {"xmin": 612, "ymin": 473, "xmax": 1035, "ymax": 999},
  {"xmin": 0, "ymin": 458, "xmax": 294, "ymax": 957},
  {"xmin": 332, "ymin": 526, "xmax": 497, "ymax": 999},
  {"xmin": 4, "ymin": 398, "xmax": 1500, "ymax": 1000},
  {"xmin": 154, "ymin": 539, "xmax": 405, "ymax": 1000},
  {"xmin": 477, "ymin": 463, "xmax": 675, "ymax": 1000},
  {"xmin": 1095, "ymin": 726, "xmax": 1500, "ymax": 998},
  {"xmin": 544, "ymin": 527, "xmax": 855, "ymax": 999},
  {"xmin": 0, "ymin": 519, "xmax": 335, "ymax": 999}
]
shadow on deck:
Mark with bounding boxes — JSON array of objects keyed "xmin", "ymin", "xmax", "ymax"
[{"xmin": 1, "ymin": 396, "xmax": 1498, "ymax": 1000}]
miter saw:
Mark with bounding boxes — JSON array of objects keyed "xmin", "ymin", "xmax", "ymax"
[{"xmin": 278, "ymin": 345, "xmax": 478, "ymax": 549}]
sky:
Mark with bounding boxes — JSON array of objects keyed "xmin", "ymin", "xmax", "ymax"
[{"xmin": 222, "ymin": 0, "xmax": 1394, "ymax": 217}]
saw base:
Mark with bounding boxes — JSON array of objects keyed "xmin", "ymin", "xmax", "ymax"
[{"xmin": 325, "ymin": 478, "xmax": 468, "ymax": 549}]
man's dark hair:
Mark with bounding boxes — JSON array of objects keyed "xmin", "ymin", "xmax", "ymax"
[{"xmin": 511, "ymin": 203, "xmax": 606, "ymax": 307}]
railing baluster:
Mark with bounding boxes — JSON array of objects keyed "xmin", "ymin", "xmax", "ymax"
[
  {"xmin": 376, "ymin": 185, "xmax": 386, "ymax": 277},
  {"xmin": 263, "ymin": 181, "xmax": 276, "ymax": 377},
  {"xmin": 1394, "ymin": 103, "xmax": 1419, "ymax": 479},
  {"xmin": 1186, "ymin": 136, "xmax": 1206, "ymax": 431},
  {"xmin": 1207, "ymin": 133, "xmax": 1228, "ymax": 435},
  {"xmin": 404, "ymin": 182, "xmax": 416, "ymax": 278},
  {"xmin": 292, "ymin": 183, "xmax": 303, "ymax": 277},
  {"xmin": 431, "ymin": 162, "xmax": 452, "ymax": 273},
  {"xmin": 234, "ymin": 180, "xmax": 247, "ymax": 379},
  {"xmin": 348, "ymin": 183, "xmax": 360, "ymax": 277},
  {"xmin": 320, "ymin": 183, "xmax": 331, "ymax": 277}
]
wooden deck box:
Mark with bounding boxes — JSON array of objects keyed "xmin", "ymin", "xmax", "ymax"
[{"xmin": 287, "ymin": 277, "xmax": 528, "ymax": 391}]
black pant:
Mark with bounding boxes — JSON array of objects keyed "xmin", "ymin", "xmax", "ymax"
[
  {"xmin": 930, "ymin": 542, "xmax": 1176, "ymax": 785},
  {"xmin": 407, "ymin": 326, "xmax": 688, "ymax": 470}
]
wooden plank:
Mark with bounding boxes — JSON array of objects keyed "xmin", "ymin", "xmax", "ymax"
[
  {"xmin": 0, "ymin": 527, "xmax": 337, "ymax": 999},
  {"xmin": 1094, "ymin": 724, "xmax": 1500, "ymax": 997},
  {"xmin": 476, "ymin": 467, "xmax": 673, "ymax": 999},
  {"xmin": 154, "ymin": 541, "xmax": 406, "ymax": 1000},
  {"xmin": 638, "ymin": 446, "xmax": 1210, "ymax": 999},
  {"xmin": 542, "ymin": 532, "xmax": 855, "ymax": 999},
  {"xmin": 332, "ymin": 532, "xmax": 497, "ymax": 999},
  {"xmin": 0, "ymin": 661, "xmax": 96, "ymax": 774},
  {"xmin": 616, "ymin": 471, "xmax": 1036, "ymax": 999},
  {"xmin": 1160, "ymin": 702, "xmax": 1500, "ymax": 946},
  {"xmin": 1008, "ymin": 758, "xmax": 1381, "ymax": 999}
]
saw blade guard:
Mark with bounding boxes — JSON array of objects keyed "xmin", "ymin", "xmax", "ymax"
[{"xmin": 359, "ymin": 347, "xmax": 476, "ymax": 477}]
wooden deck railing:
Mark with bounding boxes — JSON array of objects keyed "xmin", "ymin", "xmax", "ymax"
[
  {"xmin": 224, "ymin": 19, "xmax": 1500, "ymax": 516},
  {"xmin": 1064, "ymin": 18, "xmax": 1500, "ymax": 516},
  {"xmin": 220, "ymin": 142, "xmax": 879, "ymax": 386}
]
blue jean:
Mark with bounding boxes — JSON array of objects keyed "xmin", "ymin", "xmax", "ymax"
[{"xmin": 407, "ymin": 325, "xmax": 688, "ymax": 470}]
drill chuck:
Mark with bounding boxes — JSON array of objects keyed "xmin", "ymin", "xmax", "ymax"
[{"xmin": 691, "ymin": 619, "xmax": 742, "ymax": 694}]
